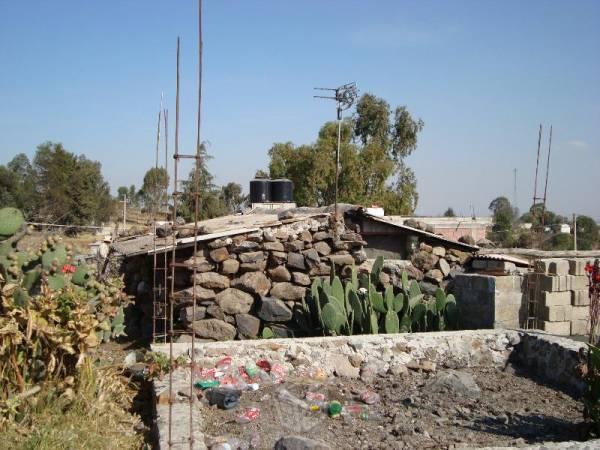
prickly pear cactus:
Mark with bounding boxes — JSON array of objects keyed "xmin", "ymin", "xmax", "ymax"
[{"xmin": 0, "ymin": 207, "xmax": 24, "ymax": 238}]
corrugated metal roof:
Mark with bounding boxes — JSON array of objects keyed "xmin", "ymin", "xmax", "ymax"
[{"xmin": 471, "ymin": 253, "xmax": 531, "ymax": 267}]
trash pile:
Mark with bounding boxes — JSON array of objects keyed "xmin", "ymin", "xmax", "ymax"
[{"xmin": 188, "ymin": 356, "xmax": 385, "ymax": 449}]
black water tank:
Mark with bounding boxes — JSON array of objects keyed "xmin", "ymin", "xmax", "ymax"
[
  {"xmin": 271, "ymin": 179, "xmax": 294, "ymax": 203},
  {"xmin": 249, "ymin": 178, "xmax": 271, "ymax": 203}
]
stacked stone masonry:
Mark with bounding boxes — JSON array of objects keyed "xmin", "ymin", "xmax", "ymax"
[{"xmin": 170, "ymin": 216, "xmax": 368, "ymax": 341}]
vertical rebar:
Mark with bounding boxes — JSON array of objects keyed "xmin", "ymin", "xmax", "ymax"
[
  {"xmin": 189, "ymin": 1, "xmax": 203, "ymax": 446},
  {"xmin": 167, "ymin": 37, "xmax": 180, "ymax": 450},
  {"xmin": 541, "ymin": 125, "xmax": 552, "ymax": 226},
  {"xmin": 163, "ymin": 108, "xmax": 169, "ymax": 343}
]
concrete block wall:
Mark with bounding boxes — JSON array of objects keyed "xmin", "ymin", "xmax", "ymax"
[
  {"xmin": 454, "ymin": 257, "xmax": 592, "ymax": 336},
  {"xmin": 530, "ymin": 258, "xmax": 591, "ymax": 336},
  {"xmin": 453, "ymin": 273, "xmax": 525, "ymax": 329}
]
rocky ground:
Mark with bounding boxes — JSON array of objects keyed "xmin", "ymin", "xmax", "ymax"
[{"xmin": 200, "ymin": 364, "xmax": 584, "ymax": 449}]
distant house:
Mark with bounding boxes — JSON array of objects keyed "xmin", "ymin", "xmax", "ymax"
[{"xmin": 383, "ymin": 216, "xmax": 492, "ymax": 243}]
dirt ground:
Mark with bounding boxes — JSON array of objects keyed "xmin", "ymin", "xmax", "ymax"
[{"xmin": 201, "ymin": 365, "xmax": 585, "ymax": 450}]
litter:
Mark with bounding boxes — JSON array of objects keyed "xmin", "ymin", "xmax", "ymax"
[
  {"xmin": 235, "ymin": 407, "xmax": 260, "ymax": 423},
  {"xmin": 205, "ymin": 388, "xmax": 241, "ymax": 410},
  {"xmin": 359, "ymin": 390, "xmax": 380, "ymax": 405}
]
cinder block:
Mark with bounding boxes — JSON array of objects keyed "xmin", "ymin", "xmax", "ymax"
[
  {"xmin": 571, "ymin": 319, "xmax": 589, "ymax": 336},
  {"xmin": 541, "ymin": 320, "xmax": 571, "ymax": 336},
  {"xmin": 540, "ymin": 275, "xmax": 569, "ymax": 292},
  {"xmin": 569, "ymin": 275, "xmax": 589, "ymax": 291},
  {"xmin": 494, "ymin": 275, "xmax": 524, "ymax": 291},
  {"xmin": 571, "ymin": 306, "xmax": 589, "ymax": 321},
  {"xmin": 541, "ymin": 291, "xmax": 571, "ymax": 306},
  {"xmin": 540, "ymin": 305, "xmax": 572, "ymax": 322},
  {"xmin": 568, "ymin": 259, "xmax": 587, "ymax": 276},
  {"xmin": 572, "ymin": 290, "xmax": 590, "ymax": 306},
  {"xmin": 495, "ymin": 305, "xmax": 521, "ymax": 323},
  {"xmin": 534, "ymin": 259, "xmax": 553, "ymax": 274},
  {"xmin": 549, "ymin": 260, "xmax": 570, "ymax": 275}
]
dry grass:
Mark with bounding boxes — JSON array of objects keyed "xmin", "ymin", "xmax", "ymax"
[{"xmin": 1, "ymin": 361, "xmax": 144, "ymax": 450}]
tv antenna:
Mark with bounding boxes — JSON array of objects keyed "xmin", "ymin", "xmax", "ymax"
[{"xmin": 313, "ymin": 82, "xmax": 358, "ymax": 226}]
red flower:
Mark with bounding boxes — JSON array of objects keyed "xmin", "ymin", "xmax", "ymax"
[{"xmin": 61, "ymin": 264, "xmax": 76, "ymax": 274}]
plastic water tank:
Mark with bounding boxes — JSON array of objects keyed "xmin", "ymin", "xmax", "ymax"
[
  {"xmin": 249, "ymin": 178, "xmax": 271, "ymax": 203},
  {"xmin": 270, "ymin": 179, "xmax": 294, "ymax": 203}
]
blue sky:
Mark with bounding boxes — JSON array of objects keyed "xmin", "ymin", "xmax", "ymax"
[{"xmin": 0, "ymin": 0, "xmax": 598, "ymax": 219}]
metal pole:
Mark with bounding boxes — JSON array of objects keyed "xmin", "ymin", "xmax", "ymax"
[
  {"xmin": 573, "ymin": 213, "xmax": 577, "ymax": 251},
  {"xmin": 541, "ymin": 125, "xmax": 552, "ymax": 226},
  {"xmin": 122, "ymin": 193, "xmax": 127, "ymax": 229},
  {"xmin": 532, "ymin": 124, "xmax": 542, "ymax": 226},
  {"xmin": 335, "ymin": 101, "xmax": 341, "ymax": 225}
]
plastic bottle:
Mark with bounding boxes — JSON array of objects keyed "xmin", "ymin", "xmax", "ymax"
[
  {"xmin": 328, "ymin": 400, "xmax": 343, "ymax": 418},
  {"xmin": 359, "ymin": 390, "xmax": 380, "ymax": 405},
  {"xmin": 245, "ymin": 361, "xmax": 259, "ymax": 378},
  {"xmin": 194, "ymin": 380, "xmax": 220, "ymax": 390},
  {"xmin": 343, "ymin": 404, "xmax": 383, "ymax": 422},
  {"xmin": 277, "ymin": 388, "xmax": 309, "ymax": 410},
  {"xmin": 235, "ymin": 407, "xmax": 260, "ymax": 424}
]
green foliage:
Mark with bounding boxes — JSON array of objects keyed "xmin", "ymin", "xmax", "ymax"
[
  {"xmin": 444, "ymin": 207, "xmax": 456, "ymax": 217},
  {"xmin": 296, "ymin": 257, "xmax": 459, "ymax": 337},
  {"xmin": 140, "ymin": 167, "xmax": 169, "ymax": 214},
  {"xmin": 576, "ymin": 215, "xmax": 599, "ymax": 250},
  {"xmin": 220, "ymin": 182, "xmax": 247, "ymax": 214},
  {"xmin": 266, "ymin": 93, "xmax": 424, "ymax": 215}
]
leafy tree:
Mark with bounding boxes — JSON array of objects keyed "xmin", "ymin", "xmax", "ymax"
[
  {"xmin": 220, "ymin": 182, "xmax": 247, "ymax": 213},
  {"xmin": 444, "ymin": 207, "xmax": 456, "ymax": 217},
  {"xmin": 488, "ymin": 196, "xmax": 516, "ymax": 246},
  {"xmin": 128, "ymin": 185, "xmax": 137, "ymax": 206},
  {"xmin": 117, "ymin": 186, "xmax": 128, "ymax": 200},
  {"xmin": 266, "ymin": 93, "xmax": 424, "ymax": 214},
  {"xmin": 576, "ymin": 215, "xmax": 599, "ymax": 250},
  {"xmin": 31, "ymin": 142, "xmax": 113, "ymax": 224},
  {"xmin": 140, "ymin": 168, "xmax": 169, "ymax": 214},
  {"xmin": 254, "ymin": 169, "xmax": 269, "ymax": 178},
  {"xmin": 179, "ymin": 144, "xmax": 228, "ymax": 221}
]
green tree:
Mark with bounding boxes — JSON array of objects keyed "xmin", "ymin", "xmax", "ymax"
[
  {"xmin": 266, "ymin": 92, "xmax": 423, "ymax": 214},
  {"xmin": 32, "ymin": 142, "xmax": 113, "ymax": 224},
  {"xmin": 444, "ymin": 207, "xmax": 456, "ymax": 217},
  {"xmin": 220, "ymin": 182, "xmax": 247, "ymax": 213},
  {"xmin": 488, "ymin": 196, "xmax": 516, "ymax": 246},
  {"xmin": 140, "ymin": 168, "xmax": 169, "ymax": 214},
  {"xmin": 179, "ymin": 144, "xmax": 228, "ymax": 221},
  {"xmin": 254, "ymin": 169, "xmax": 269, "ymax": 178},
  {"xmin": 576, "ymin": 215, "xmax": 599, "ymax": 250},
  {"xmin": 117, "ymin": 186, "xmax": 128, "ymax": 200}
]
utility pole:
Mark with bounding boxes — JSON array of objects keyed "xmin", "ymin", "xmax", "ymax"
[
  {"xmin": 313, "ymin": 82, "xmax": 358, "ymax": 225},
  {"xmin": 573, "ymin": 213, "xmax": 578, "ymax": 251},
  {"xmin": 120, "ymin": 193, "xmax": 128, "ymax": 229}
]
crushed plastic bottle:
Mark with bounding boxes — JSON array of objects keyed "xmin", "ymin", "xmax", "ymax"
[
  {"xmin": 277, "ymin": 388, "xmax": 309, "ymax": 410},
  {"xmin": 270, "ymin": 363, "xmax": 286, "ymax": 384},
  {"xmin": 235, "ymin": 407, "xmax": 260, "ymax": 423},
  {"xmin": 343, "ymin": 403, "xmax": 383, "ymax": 422},
  {"xmin": 194, "ymin": 380, "xmax": 220, "ymax": 390},
  {"xmin": 245, "ymin": 361, "xmax": 259, "ymax": 378},
  {"xmin": 305, "ymin": 391, "xmax": 326, "ymax": 402},
  {"xmin": 359, "ymin": 390, "xmax": 381, "ymax": 405},
  {"xmin": 216, "ymin": 356, "xmax": 232, "ymax": 369},
  {"xmin": 256, "ymin": 359, "xmax": 271, "ymax": 372}
]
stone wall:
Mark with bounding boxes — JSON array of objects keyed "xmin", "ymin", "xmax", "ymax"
[
  {"xmin": 152, "ymin": 330, "xmax": 593, "ymax": 449},
  {"xmin": 153, "ymin": 215, "xmax": 368, "ymax": 341}
]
